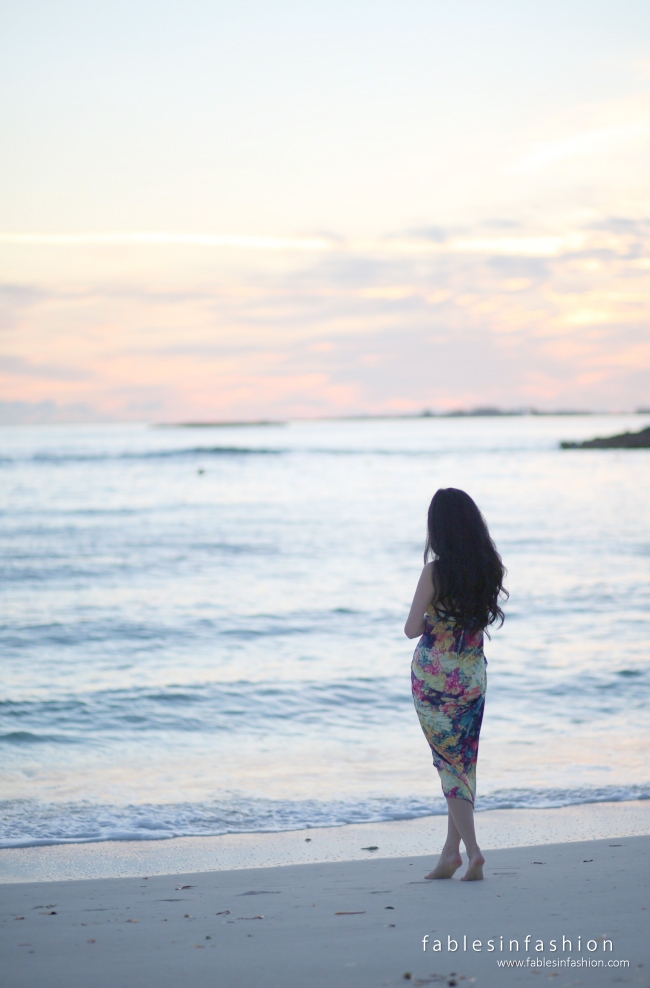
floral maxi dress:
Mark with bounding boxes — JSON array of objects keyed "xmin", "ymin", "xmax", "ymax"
[{"xmin": 411, "ymin": 604, "xmax": 487, "ymax": 805}]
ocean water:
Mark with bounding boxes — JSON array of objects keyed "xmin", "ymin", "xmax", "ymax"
[{"xmin": 1, "ymin": 415, "xmax": 649, "ymax": 849}]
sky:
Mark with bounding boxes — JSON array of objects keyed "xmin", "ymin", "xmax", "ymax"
[{"xmin": 1, "ymin": 0, "xmax": 649, "ymax": 422}]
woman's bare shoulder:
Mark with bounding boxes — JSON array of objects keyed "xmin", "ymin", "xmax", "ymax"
[
  {"xmin": 419, "ymin": 561, "xmax": 435, "ymax": 589},
  {"xmin": 423, "ymin": 560, "xmax": 438, "ymax": 593}
]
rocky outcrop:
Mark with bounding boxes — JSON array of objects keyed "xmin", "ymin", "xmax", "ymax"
[{"xmin": 561, "ymin": 425, "xmax": 650, "ymax": 449}]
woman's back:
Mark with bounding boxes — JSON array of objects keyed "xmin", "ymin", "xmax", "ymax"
[{"xmin": 413, "ymin": 606, "xmax": 486, "ymax": 701}]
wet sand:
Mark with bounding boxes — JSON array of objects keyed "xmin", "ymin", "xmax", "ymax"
[{"xmin": 2, "ymin": 798, "xmax": 650, "ymax": 883}]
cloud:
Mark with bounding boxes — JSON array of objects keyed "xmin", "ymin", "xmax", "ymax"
[
  {"xmin": 511, "ymin": 122, "xmax": 649, "ymax": 174},
  {"xmin": 0, "ymin": 400, "xmax": 107, "ymax": 425},
  {"xmin": 0, "ymin": 216, "xmax": 648, "ymax": 419},
  {"xmin": 0, "ymin": 232, "xmax": 334, "ymax": 251},
  {"xmin": 0, "ymin": 355, "xmax": 90, "ymax": 380},
  {"xmin": 449, "ymin": 234, "xmax": 586, "ymax": 257},
  {"xmin": 0, "ymin": 229, "xmax": 613, "ymax": 259}
]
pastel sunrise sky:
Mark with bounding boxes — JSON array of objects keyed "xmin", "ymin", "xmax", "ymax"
[{"xmin": 1, "ymin": 0, "xmax": 649, "ymax": 422}]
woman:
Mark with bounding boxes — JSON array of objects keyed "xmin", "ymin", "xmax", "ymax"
[{"xmin": 405, "ymin": 488, "xmax": 507, "ymax": 882}]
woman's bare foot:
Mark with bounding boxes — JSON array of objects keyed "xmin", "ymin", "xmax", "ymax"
[
  {"xmin": 425, "ymin": 851, "xmax": 463, "ymax": 879},
  {"xmin": 460, "ymin": 849, "xmax": 485, "ymax": 881}
]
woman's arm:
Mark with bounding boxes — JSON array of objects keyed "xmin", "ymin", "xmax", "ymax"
[{"xmin": 404, "ymin": 562, "xmax": 435, "ymax": 638}]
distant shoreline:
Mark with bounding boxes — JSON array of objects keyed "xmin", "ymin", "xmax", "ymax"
[
  {"xmin": 561, "ymin": 424, "xmax": 650, "ymax": 449},
  {"xmin": 153, "ymin": 409, "xmax": 650, "ymax": 429},
  {"xmin": 2, "ymin": 410, "xmax": 650, "ymax": 429}
]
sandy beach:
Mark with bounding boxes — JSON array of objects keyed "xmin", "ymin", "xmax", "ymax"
[{"xmin": 2, "ymin": 803, "xmax": 649, "ymax": 988}]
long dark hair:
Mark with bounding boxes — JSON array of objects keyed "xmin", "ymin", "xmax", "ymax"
[{"xmin": 424, "ymin": 488, "xmax": 507, "ymax": 633}]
